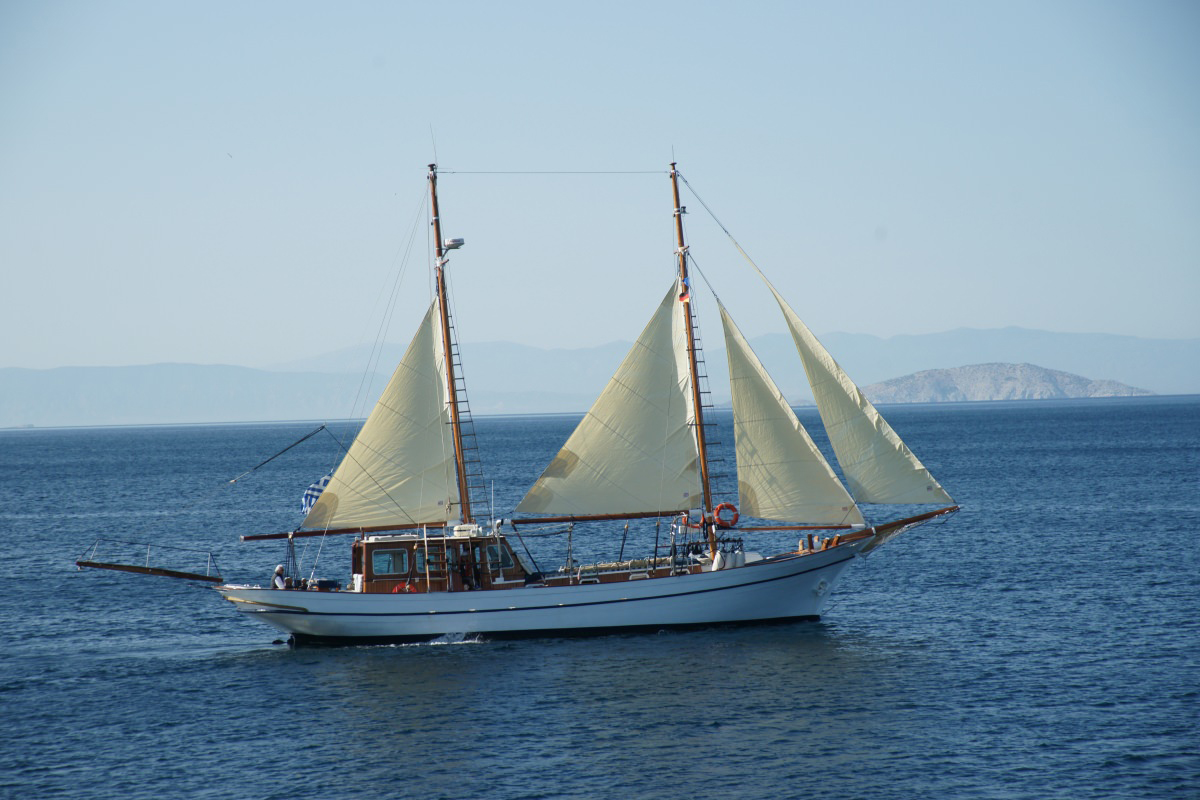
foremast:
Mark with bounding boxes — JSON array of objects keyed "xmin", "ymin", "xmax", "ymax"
[
  {"xmin": 429, "ymin": 163, "xmax": 474, "ymax": 526},
  {"xmin": 670, "ymin": 163, "xmax": 717, "ymax": 556}
]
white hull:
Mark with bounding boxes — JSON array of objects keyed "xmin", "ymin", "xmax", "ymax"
[{"xmin": 217, "ymin": 543, "xmax": 864, "ymax": 644}]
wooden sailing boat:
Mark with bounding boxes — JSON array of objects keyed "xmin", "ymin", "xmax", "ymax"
[{"xmin": 215, "ymin": 163, "xmax": 958, "ymax": 644}]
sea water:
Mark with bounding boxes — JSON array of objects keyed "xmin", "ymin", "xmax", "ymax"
[{"xmin": 0, "ymin": 397, "xmax": 1196, "ymax": 799}]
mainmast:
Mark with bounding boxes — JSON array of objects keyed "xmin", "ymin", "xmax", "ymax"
[
  {"xmin": 428, "ymin": 163, "xmax": 473, "ymax": 525},
  {"xmin": 670, "ymin": 163, "xmax": 717, "ymax": 554}
]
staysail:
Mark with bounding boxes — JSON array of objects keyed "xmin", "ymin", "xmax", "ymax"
[
  {"xmin": 767, "ymin": 284, "xmax": 954, "ymax": 505},
  {"xmin": 301, "ymin": 301, "xmax": 461, "ymax": 530},
  {"xmin": 718, "ymin": 302, "xmax": 865, "ymax": 526},
  {"xmin": 515, "ymin": 280, "xmax": 701, "ymax": 516}
]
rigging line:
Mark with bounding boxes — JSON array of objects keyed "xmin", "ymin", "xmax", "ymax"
[
  {"xmin": 361, "ymin": 185, "xmax": 428, "ymax": 402},
  {"xmin": 676, "ymin": 230, "xmax": 729, "ymax": 509},
  {"xmin": 308, "ymin": 427, "xmax": 422, "ymax": 527},
  {"xmin": 652, "ymin": 280, "xmax": 677, "ymax": 530},
  {"xmin": 340, "ymin": 184, "xmax": 430, "ymax": 454},
  {"xmin": 440, "ymin": 170, "xmax": 667, "ymax": 174},
  {"xmin": 423, "ymin": 181, "xmax": 442, "ymax": 523},
  {"xmin": 680, "ymin": 247, "xmax": 739, "ymax": 512},
  {"xmin": 682, "ymin": 245, "xmax": 723, "ymax": 307},
  {"xmin": 677, "ymin": 172, "xmax": 772, "ymax": 283},
  {"xmin": 95, "ymin": 425, "xmax": 339, "ymax": 548},
  {"xmin": 438, "ymin": 267, "xmax": 469, "ymax": 520},
  {"xmin": 508, "ymin": 523, "xmax": 544, "ymax": 576},
  {"xmin": 443, "ymin": 240, "xmax": 495, "ymax": 523},
  {"xmin": 227, "ymin": 425, "xmax": 327, "ymax": 484},
  {"xmin": 300, "ymin": 187, "xmax": 430, "ymax": 533},
  {"xmin": 501, "ymin": 527, "xmax": 571, "ymax": 539},
  {"xmin": 304, "ymin": 532, "xmax": 331, "ymax": 582},
  {"xmin": 441, "ymin": 262, "xmax": 489, "ymax": 520}
]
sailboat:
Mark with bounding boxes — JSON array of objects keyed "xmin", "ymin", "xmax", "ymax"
[{"xmin": 214, "ymin": 163, "xmax": 958, "ymax": 645}]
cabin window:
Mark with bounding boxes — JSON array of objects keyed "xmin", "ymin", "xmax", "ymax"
[
  {"xmin": 371, "ymin": 549, "xmax": 409, "ymax": 576},
  {"xmin": 486, "ymin": 544, "xmax": 514, "ymax": 572}
]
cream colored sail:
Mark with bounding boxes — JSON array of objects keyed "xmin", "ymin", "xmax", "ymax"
[
  {"xmin": 768, "ymin": 285, "xmax": 953, "ymax": 505},
  {"xmin": 302, "ymin": 302, "xmax": 460, "ymax": 529},
  {"xmin": 516, "ymin": 281, "xmax": 701, "ymax": 516},
  {"xmin": 719, "ymin": 303, "xmax": 865, "ymax": 525}
]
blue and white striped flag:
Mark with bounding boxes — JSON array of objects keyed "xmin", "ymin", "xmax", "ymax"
[{"xmin": 301, "ymin": 473, "xmax": 332, "ymax": 514}]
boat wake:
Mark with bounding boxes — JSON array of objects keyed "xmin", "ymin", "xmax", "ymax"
[{"xmin": 412, "ymin": 632, "xmax": 483, "ymax": 647}]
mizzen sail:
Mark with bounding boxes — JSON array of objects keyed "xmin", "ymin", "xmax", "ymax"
[
  {"xmin": 719, "ymin": 302, "xmax": 865, "ymax": 526},
  {"xmin": 515, "ymin": 281, "xmax": 701, "ymax": 516},
  {"xmin": 301, "ymin": 301, "xmax": 461, "ymax": 530}
]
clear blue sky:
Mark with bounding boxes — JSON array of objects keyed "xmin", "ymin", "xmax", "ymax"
[{"xmin": 2, "ymin": 0, "xmax": 1197, "ymax": 370}]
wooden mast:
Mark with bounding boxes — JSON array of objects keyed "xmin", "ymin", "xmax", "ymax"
[
  {"xmin": 428, "ymin": 163, "xmax": 473, "ymax": 525},
  {"xmin": 670, "ymin": 163, "xmax": 717, "ymax": 555}
]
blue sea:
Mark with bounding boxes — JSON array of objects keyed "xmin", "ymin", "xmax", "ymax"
[{"xmin": 1, "ymin": 397, "xmax": 1197, "ymax": 799}]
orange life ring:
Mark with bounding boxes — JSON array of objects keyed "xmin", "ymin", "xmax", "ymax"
[
  {"xmin": 714, "ymin": 503, "xmax": 739, "ymax": 529},
  {"xmin": 391, "ymin": 582, "xmax": 413, "ymax": 594}
]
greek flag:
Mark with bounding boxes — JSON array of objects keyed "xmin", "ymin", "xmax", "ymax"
[{"xmin": 301, "ymin": 473, "xmax": 332, "ymax": 514}]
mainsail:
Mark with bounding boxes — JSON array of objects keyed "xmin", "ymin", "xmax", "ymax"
[
  {"xmin": 767, "ymin": 284, "xmax": 954, "ymax": 505},
  {"xmin": 301, "ymin": 301, "xmax": 461, "ymax": 530},
  {"xmin": 718, "ymin": 302, "xmax": 865, "ymax": 526},
  {"xmin": 516, "ymin": 280, "xmax": 701, "ymax": 516}
]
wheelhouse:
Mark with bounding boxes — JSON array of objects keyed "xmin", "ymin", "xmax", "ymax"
[{"xmin": 352, "ymin": 527, "xmax": 530, "ymax": 594}]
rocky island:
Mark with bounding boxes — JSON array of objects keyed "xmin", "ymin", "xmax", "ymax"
[{"xmin": 862, "ymin": 363, "xmax": 1153, "ymax": 403}]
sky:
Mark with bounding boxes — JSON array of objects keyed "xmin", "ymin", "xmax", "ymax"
[{"xmin": 2, "ymin": 0, "xmax": 1197, "ymax": 370}]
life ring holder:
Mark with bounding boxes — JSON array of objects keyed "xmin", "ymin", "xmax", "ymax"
[{"xmin": 714, "ymin": 503, "xmax": 739, "ymax": 529}]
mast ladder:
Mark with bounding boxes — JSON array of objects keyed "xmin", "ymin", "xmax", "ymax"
[
  {"xmin": 688, "ymin": 316, "xmax": 729, "ymax": 499},
  {"xmin": 445, "ymin": 327, "xmax": 492, "ymax": 523}
]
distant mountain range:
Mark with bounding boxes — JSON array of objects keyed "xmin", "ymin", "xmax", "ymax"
[{"xmin": 2, "ymin": 327, "xmax": 1195, "ymax": 427}]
